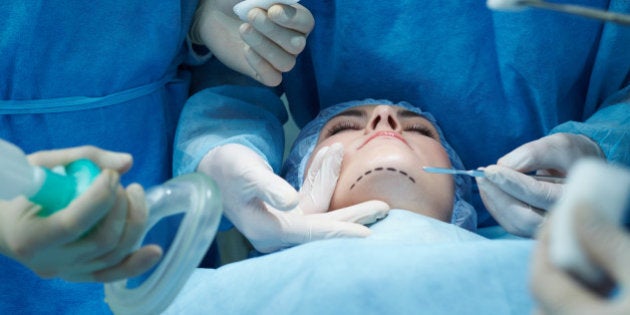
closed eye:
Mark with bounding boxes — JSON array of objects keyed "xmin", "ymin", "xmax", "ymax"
[
  {"xmin": 326, "ymin": 120, "xmax": 363, "ymax": 137},
  {"xmin": 406, "ymin": 124, "xmax": 437, "ymax": 139}
]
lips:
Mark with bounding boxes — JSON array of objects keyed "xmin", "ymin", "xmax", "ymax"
[{"xmin": 359, "ymin": 131, "xmax": 408, "ymax": 149}]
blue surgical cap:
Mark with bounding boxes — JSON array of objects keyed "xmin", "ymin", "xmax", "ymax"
[{"xmin": 282, "ymin": 99, "xmax": 477, "ymax": 231}]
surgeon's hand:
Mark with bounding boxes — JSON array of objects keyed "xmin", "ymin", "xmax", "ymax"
[
  {"xmin": 191, "ymin": 0, "xmax": 314, "ymax": 86},
  {"xmin": 0, "ymin": 147, "xmax": 162, "ymax": 283},
  {"xmin": 531, "ymin": 203, "xmax": 630, "ymax": 315},
  {"xmin": 477, "ymin": 133, "xmax": 605, "ymax": 237},
  {"xmin": 198, "ymin": 143, "xmax": 389, "ymax": 253}
]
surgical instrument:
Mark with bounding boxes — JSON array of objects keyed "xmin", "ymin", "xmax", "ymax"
[
  {"xmin": 487, "ymin": 0, "xmax": 630, "ymax": 26},
  {"xmin": 423, "ymin": 166, "xmax": 565, "ymax": 183}
]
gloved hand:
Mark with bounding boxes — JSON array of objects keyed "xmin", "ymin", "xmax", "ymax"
[
  {"xmin": 190, "ymin": 0, "xmax": 314, "ymax": 86},
  {"xmin": 198, "ymin": 143, "xmax": 390, "ymax": 253},
  {"xmin": 531, "ymin": 202, "xmax": 630, "ymax": 315},
  {"xmin": 298, "ymin": 143, "xmax": 345, "ymax": 214},
  {"xmin": 0, "ymin": 146, "xmax": 162, "ymax": 282},
  {"xmin": 477, "ymin": 133, "xmax": 605, "ymax": 237}
]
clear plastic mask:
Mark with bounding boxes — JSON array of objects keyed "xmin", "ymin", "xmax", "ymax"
[{"xmin": 104, "ymin": 172, "xmax": 222, "ymax": 314}]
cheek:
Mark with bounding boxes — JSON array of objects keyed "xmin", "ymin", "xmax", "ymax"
[
  {"xmin": 437, "ymin": 147, "xmax": 451, "ymax": 167},
  {"xmin": 414, "ymin": 142, "xmax": 451, "ymax": 168}
]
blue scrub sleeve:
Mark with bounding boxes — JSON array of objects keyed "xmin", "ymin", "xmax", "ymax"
[
  {"xmin": 174, "ymin": 85, "xmax": 287, "ymax": 177},
  {"xmin": 551, "ymin": 84, "xmax": 630, "ymax": 167},
  {"xmin": 174, "ymin": 85, "xmax": 287, "ymax": 231}
]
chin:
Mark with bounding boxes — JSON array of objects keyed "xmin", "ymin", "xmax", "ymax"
[
  {"xmin": 330, "ymin": 160, "xmax": 454, "ymax": 222},
  {"xmin": 330, "ymin": 160, "xmax": 424, "ymax": 212}
]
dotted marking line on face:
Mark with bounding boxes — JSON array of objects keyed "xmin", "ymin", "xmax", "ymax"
[{"xmin": 349, "ymin": 166, "xmax": 416, "ymax": 190}]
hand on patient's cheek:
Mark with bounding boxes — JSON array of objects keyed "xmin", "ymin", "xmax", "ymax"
[
  {"xmin": 299, "ymin": 143, "xmax": 344, "ymax": 214},
  {"xmin": 235, "ymin": 143, "xmax": 390, "ymax": 253}
]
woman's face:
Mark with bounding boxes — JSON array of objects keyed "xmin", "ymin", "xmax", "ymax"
[{"xmin": 309, "ymin": 105, "xmax": 454, "ymax": 222}]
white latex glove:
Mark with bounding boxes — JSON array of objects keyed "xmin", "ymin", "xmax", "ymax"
[
  {"xmin": 477, "ymin": 133, "xmax": 605, "ymax": 237},
  {"xmin": 198, "ymin": 143, "xmax": 389, "ymax": 253},
  {"xmin": 0, "ymin": 146, "xmax": 162, "ymax": 282},
  {"xmin": 299, "ymin": 143, "xmax": 344, "ymax": 214},
  {"xmin": 191, "ymin": 0, "xmax": 314, "ymax": 86},
  {"xmin": 531, "ymin": 203, "xmax": 630, "ymax": 315}
]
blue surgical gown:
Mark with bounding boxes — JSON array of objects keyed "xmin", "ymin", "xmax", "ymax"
[
  {"xmin": 175, "ymin": 0, "xmax": 630, "ymax": 228},
  {"xmin": 0, "ymin": 1, "xmax": 200, "ymax": 313}
]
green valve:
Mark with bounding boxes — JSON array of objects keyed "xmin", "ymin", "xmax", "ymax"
[{"xmin": 30, "ymin": 159, "xmax": 101, "ymax": 217}]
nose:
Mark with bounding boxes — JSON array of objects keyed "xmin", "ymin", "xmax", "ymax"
[{"xmin": 367, "ymin": 105, "xmax": 401, "ymax": 132}]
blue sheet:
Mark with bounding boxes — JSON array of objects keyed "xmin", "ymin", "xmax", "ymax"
[{"xmin": 164, "ymin": 210, "xmax": 535, "ymax": 314}]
